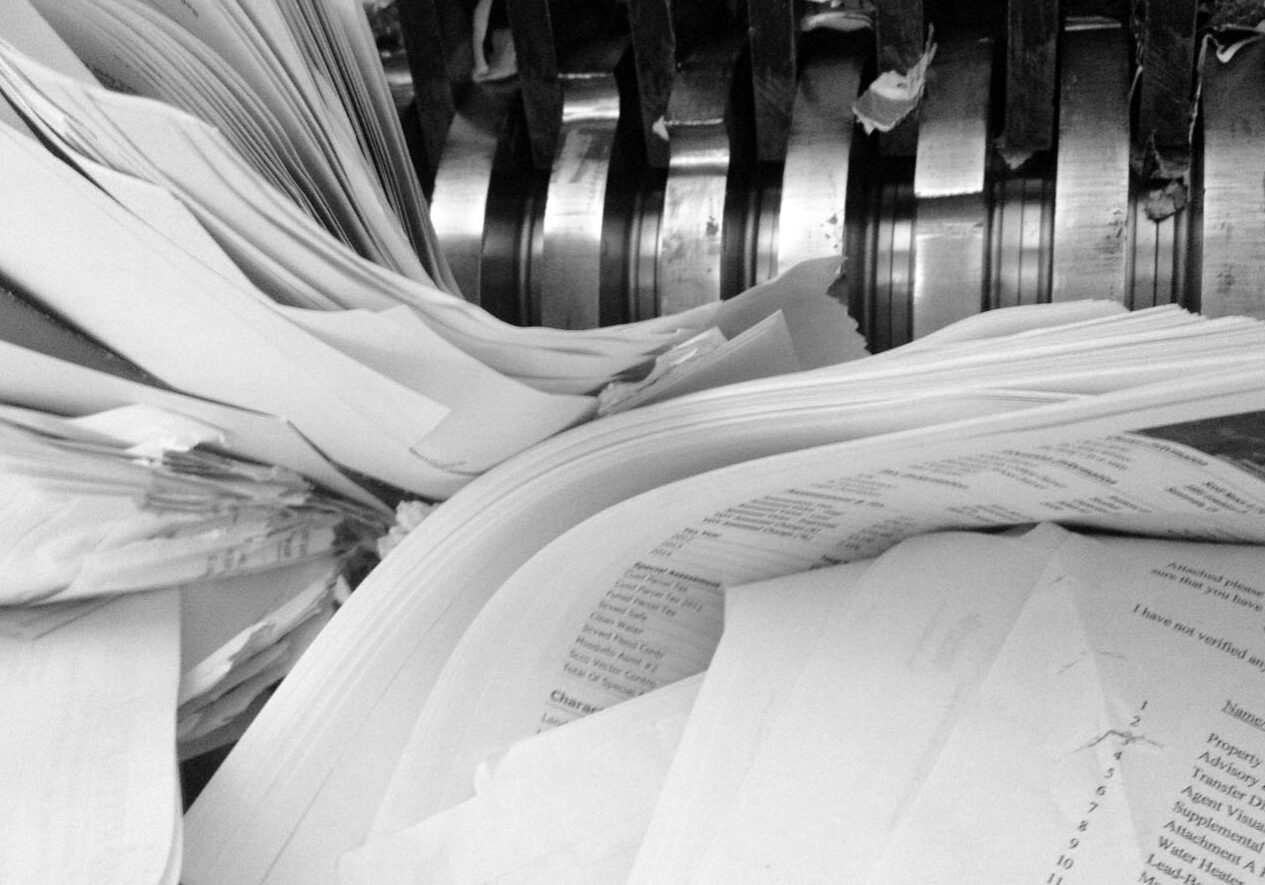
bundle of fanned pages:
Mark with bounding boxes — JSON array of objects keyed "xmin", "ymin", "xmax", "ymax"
[
  {"xmin": 187, "ymin": 298, "xmax": 1265, "ymax": 884},
  {"xmin": 2, "ymin": 1, "xmax": 1265, "ymax": 884}
]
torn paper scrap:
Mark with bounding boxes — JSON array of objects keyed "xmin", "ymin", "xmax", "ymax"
[
  {"xmin": 852, "ymin": 37, "xmax": 937, "ymax": 134},
  {"xmin": 801, "ymin": 0, "xmax": 873, "ymax": 33}
]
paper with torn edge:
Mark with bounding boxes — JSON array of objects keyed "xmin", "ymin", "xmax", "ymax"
[
  {"xmin": 867, "ymin": 526, "xmax": 1265, "ymax": 884},
  {"xmin": 852, "ymin": 36, "xmax": 937, "ymax": 134},
  {"xmin": 341, "ymin": 675, "xmax": 701, "ymax": 885},
  {"xmin": 179, "ymin": 607, "xmax": 332, "ymax": 747},
  {"xmin": 688, "ymin": 531, "xmax": 1056, "ymax": 883},
  {"xmin": 0, "ymin": 589, "xmax": 181, "ymax": 885},
  {"xmin": 0, "ymin": 408, "xmax": 352, "ymax": 604},
  {"xmin": 181, "ymin": 390, "xmax": 1064, "ymax": 885},
  {"xmin": 629, "ymin": 559, "xmax": 872, "ymax": 885}
]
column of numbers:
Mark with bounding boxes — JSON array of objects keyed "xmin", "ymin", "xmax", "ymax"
[{"xmin": 1043, "ymin": 699, "xmax": 1148, "ymax": 884}]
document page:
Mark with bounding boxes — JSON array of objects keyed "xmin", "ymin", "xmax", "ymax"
[
  {"xmin": 867, "ymin": 528, "xmax": 1265, "ymax": 884},
  {"xmin": 687, "ymin": 531, "xmax": 1058, "ymax": 883},
  {"xmin": 380, "ymin": 373, "xmax": 1265, "ymax": 826},
  {"xmin": 184, "ymin": 388, "xmax": 1068, "ymax": 885},
  {"xmin": 188, "ymin": 358, "xmax": 1265, "ymax": 885}
]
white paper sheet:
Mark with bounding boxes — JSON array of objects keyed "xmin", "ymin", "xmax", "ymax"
[
  {"xmin": 689, "ymin": 531, "xmax": 1056, "ymax": 882},
  {"xmin": 185, "ymin": 319, "xmax": 1265, "ymax": 885},
  {"xmin": 0, "ymin": 590, "xmax": 181, "ymax": 884},
  {"xmin": 341, "ymin": 675, "xmax": 702, "ymax": 885},
  {"xmin": 379, "ymin": 369, "xmax": 1265, "ymax": 834},
  {"xmin": 629, "ymin": 559, "xmax": 872, "ymax": 884},
  {"xmin": 0, "ymin": 119, "xmax": 459, "ymax": 496},
  {"xmin": 868, "ymin": 529, "xmax": 1265, "ymax": 884}
]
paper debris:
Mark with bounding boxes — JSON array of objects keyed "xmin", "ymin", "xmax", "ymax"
[
  {"xmin": 801, "ymin": 0, "xmax": 873, "ymax": 33},
  {"xmin": 852, "ymin": 35, "xmax": 937, "ymax": 134},
  {"xmin": 1143, "ymin": 179, "xmax": 1188, "ymax": 221}
]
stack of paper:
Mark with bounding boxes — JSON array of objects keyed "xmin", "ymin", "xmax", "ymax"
[
  {"xmin": 0, "ymin": 338, "xmax": 391, "ymax": 758},
  {"xmin": 638, "ymin": 524, "xmax": 1265, "ymax": 883},
  {"xmin": 0, "ymin": 400, "xmax": 378, "ymax": 605},
  {"xmin": 0, "ymin": 103, "xmax": 860, "ymax": 494},
  {"xmin": 341, "ymin": 524, "xmax": 1265, "ymax": 883},
  {"xmin": 0, "ymin": 1, "xmax": 860, "ymax": 401},
  {"xmin": 26, "ymin": 0, "xmax": 450, "ymax": 288},
  {"xmin": 185, "ymin": 302, "xmax": 1265, "ymax": 883},
  {"xmin": 341, "ymin": 675, "xmax": 703, "ymax": 885},
  {"xmin": 340, "ymin": 560, "xmax": 872, "ymax": 885}
]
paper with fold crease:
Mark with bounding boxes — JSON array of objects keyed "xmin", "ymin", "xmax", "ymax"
[
  {"xmin": 688, "ymin": 531, "xmax": 1056, "ymax": 883},
  {"xmin": 867, "ymin": 528, "xmax": 1265, "ymax": 884}
]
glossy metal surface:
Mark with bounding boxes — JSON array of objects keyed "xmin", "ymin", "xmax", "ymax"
[
  {"xmin": 421, "ymin": 10, "xmax": 1265, "ymax": 346},
  {"xmin": 1049, "ymin": 20, "xmax": 1130, "ymax": 304},
  {"xmin": 911, "ymin": 35, "xmax": 991, "ymax": 337},
  {"xmin": 775, "ymin": 37, "xmax": 862, "ymax": 275},
  {"xmin": 537, "ymin": 73, "xmax": 621, "ymax": 327},
  {"xmin": 990, "ymin": 175, "xmax": 1052, "ymax": 308},
  {"xmin": 656, "ymin": 46, "xmax": 734, "ymax": 315},
  {"xmin": 1199, "ymin": 40, "xmax": 1265, "ymax": 318},
  {"xmin": 1128, "ymin": 187, "xmax": 1185, "ymax": 309},
  {"xmin": 429, "ymin": 85, "xmax": 518, "ymax": 306}
]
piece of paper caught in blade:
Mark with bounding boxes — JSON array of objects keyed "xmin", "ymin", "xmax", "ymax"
[{"xmin": 852, "ymin": 37, "xmax": 937, "ymax": 134}]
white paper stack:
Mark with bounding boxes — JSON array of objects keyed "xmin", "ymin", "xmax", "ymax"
[
  {"xmin": 0, "ymin": 0, "xmax": 861, "ymax": 401},
  {"xmin": 341, "ymin": 675, "xmax": 702, "ymax": 885},
  {"xmin": 340, "ymin": 525, "xmax": 1265, "ymax": 884},
  {"xmin": 0, "ymin": 384, "xmax": 387, "ymax": 761},
  {"xmin": 0, "ymin": 400, "xmax": 378, "ymax": 606},
  {"xmin": 637, "ymin": 525, "xmax": 1265, "ymax": 883},
  {"xmin": 186, "ymin": 301, "xmax": 1265, "ymax": 884},
  {"xmin": 26, "ymin": 0, "xmax": 449, "ymax": 289}
]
